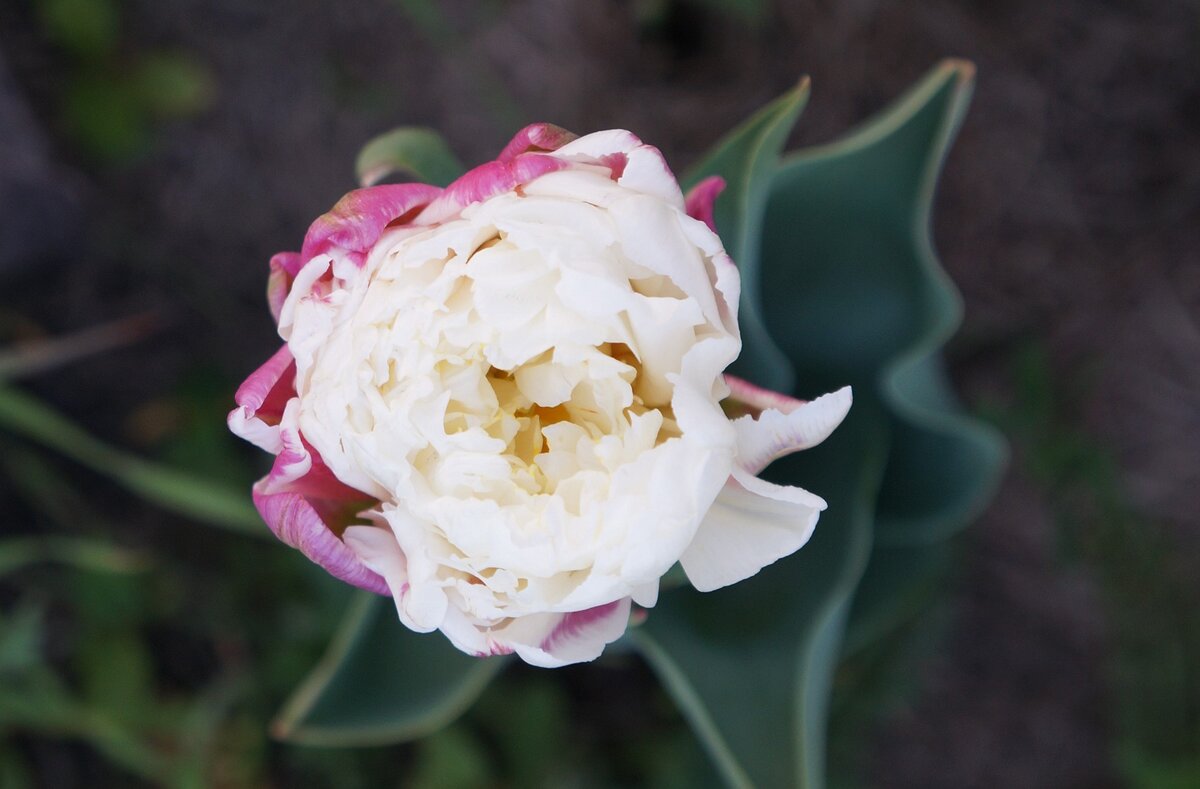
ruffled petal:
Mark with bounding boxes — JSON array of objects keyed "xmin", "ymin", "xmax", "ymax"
[
  {"xmin": 553, "ymin": 130, "xmax": 685, "ymax": 208},
  {"xmin": 300, "ymin": 182, "xmax": 442, "ymax": 266},
  {"xmin": 247, "ymin": 401, "xmax": 386, "ymax": 593},
  {"xmin": 680, "ymin": 468, "xmax": 827, "ymax": 592},
  {"xmin": 253, "ymin": 487, "xmax": 388, "ymax": 595},
  {"xmin": 227, "ymin": 345, "xmax": 296, "ymax": 453},
  {"xmin": 723, "ymin": 374, "xmax": 805, "ymax": 414},
  {"xmin": 498, "ymin": 123, "xmax": 577, "ymax": 161},
  {"xmin": 730, "ymin": 386, "xmax": 852, "ymax": 475},
  {"xmin": 492, "ymin": 599, "xmax": 633, "ymax": 668},
  {"xmin": 416, "ymin": 153, "xmax": 570, "ymax": 224},
  {"xmin": 342, "ymin": 524, "xmax": 429, "ymax": 626},
  {"xmin": 267, "ymin": 252, "xmax": 304, "ymax": 324},
  {"xmin": 684, "ymin": 175, "xmax": 725, "ymax": 232}
]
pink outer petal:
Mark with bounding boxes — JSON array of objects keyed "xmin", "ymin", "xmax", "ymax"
[
  {"xmin": 260, "ymin": 414, "xmax": 356, "ymax": 499},
  {"xmin": 723, "ymin": 373, "xmax": 806, "ymax": 415},
  {"xmin": 267, "ymin": 252, "xmax": 303, "ymax": 323},
  {"xmin": 684, "ymin": 176, "xmax": 725, "ymax": 232},
  {"xmin": 299, "ymin": 182, "xmax": 442, "ymax": 266},
  {"xmin": 497, "ymin": 123, "xmax": 577, "ymax": 161},
  {"xmin": 227, "ymin": 345, "xmax": 296, "ymax": 453},
  {"xmin": 598, "ymin": 152, "xmax": 628, "ymax": 180},
  {"xmin": 252, "ymin": 486, "xmax": 389, "ymax": 595},
  {"xmin": 416, "ymin": 153, "xmax": 571, "ymax": 225},
  {"xmin": 450, "ymin": 598, "xmax": 633, "ymax": 668},
  {"xmin": 254, "ymin": 425, "xmax": 388, "ymax": 594}
]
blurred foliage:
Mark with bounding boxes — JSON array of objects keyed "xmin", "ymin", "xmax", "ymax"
[
  {"xmin": 985, "ymin": 345, "xmax": 1200, "ymax": 789},
  {"xmin": 389, "ymin": 0, "xmax": 525, "ymax": 135},
  {"xmin": 31, "ymin": 0, "xmax": 215, "ymax": 163},
  {"xmin": 634, "ymin": 0, "xmax": 769, "ymax": 29},
  {"xmin": 0, "ymin": 385, "xmax": 261, "ymax": 536}
]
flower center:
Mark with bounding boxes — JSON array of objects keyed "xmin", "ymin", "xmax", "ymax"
[{"xmin": 427, "ymin": 339, "xmax": 680, "ymax": 505}]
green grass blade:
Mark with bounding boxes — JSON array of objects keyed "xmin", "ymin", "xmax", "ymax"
[{"xmin": 0, "ymin": 386, "xmax": 263, "ymax": 537}]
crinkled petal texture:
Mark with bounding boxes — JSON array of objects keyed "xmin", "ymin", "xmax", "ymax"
[{"xmin": 229, "ymin": 126, "xmax": 850, "ymax": 667}]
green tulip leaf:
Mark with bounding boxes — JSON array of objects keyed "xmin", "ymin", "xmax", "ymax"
[
  {"xmin": 760, "ymin": 60, "xmax": 1005, "ymax": 543},
  {"xmin": 635, "ymin": 60, "xmax": 1007, "ymax": 788},
  {"xmin": 356, "ymin": 127, "xmax": 465, "ymax": 188},
  {"xmin": 273, "ymin": 592, "xmax": 506, "ymax": 746},
  {"xmin": 634, "ymin": 403, "xmax": 888, "ymax": 788},
  {"xmin": 683, "ymin": 80, "xmax": 811, "ymax": 395},
  {"xmin": 757, "ymin": 61, "xmax": 1006, "ymax": 652},
  {"xmin": 839, "ymin": 540, "xmax": 954, "ymax": 657}
]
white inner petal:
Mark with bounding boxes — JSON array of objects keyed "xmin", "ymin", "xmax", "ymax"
[{"xmin": 286, "ymin": 173, "xmax": 738, "ymax": 624}]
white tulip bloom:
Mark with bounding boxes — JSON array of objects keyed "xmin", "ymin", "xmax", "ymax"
[{"xmin": 230, "ymin": 124, "xmax": 850, "ymax": 667}]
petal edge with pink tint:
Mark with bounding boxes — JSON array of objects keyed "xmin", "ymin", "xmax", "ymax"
[
  {"xmin": 731, "ymin": 386, "xmax": 852, "ymax": 476},
  {"xmin": 684, "ymin": 175, "xmax": 725, "ymax": 232},
  {"xmin": 267, "ymin": 252, "xmax": 303, "ymax": 324},
  {"xmin": 227, "ymin": 345, "xmax": 296, "ymax": 453},
  {"xmin": 300, "ymin": 182, "xmax": 442, "ymax": 266},
  {"xmin": 254, "ymin": 487, "xmax": 388, "ymax": 595},
  {"xmin": 498, "ymin": 123, "xmax": 577, "ymax": 161},
  {"xmin": 503, "ymin": 598, "xmax": 633, "ymax": 668},
  {"xmin": 417, "ymin": 154, "xmax": 570, "ymax": 224},
  {"xmin": 723, "ymin": 373, "xmax": 806, "ymax": 414}
]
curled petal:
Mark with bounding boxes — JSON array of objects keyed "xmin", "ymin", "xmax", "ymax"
[
  {"xmin": 723, "ymin": 373, "xmax": 806, "ymax": 414},
  {"xmin": 345, "ymin": 521, "xmax": 458, "ymax": 637},
  {"xmin": 417, "ymin": 153, "xmax": 570, "ymax": 224},
  {"xmin": 267, "ymin": 252, "xmax": 304, "ymax": 323},
  {"xmin": 684, "ymin": 175, "xmax": 725, "ymax": 232},
  {"xmin": 598, "ymin": 152, "xmax": 627, "ymax": 180},
  {"xmin": 227, "ymin": 345, "xmax": 296, "ymax": 453},
  {"xmin": 473, "ymin": 600, "xmax": 633, "ymax": 668},
  {"xmin": 251, "ymin": 409, "xmax": 386, "ymax": 593},
  {"xmin": 342, "ymin": 524, "xmax": 424, "ymax": 627},
  {"xmin": 554, "ymin": 131, "xmax": 685, "ymax": 207},
  {"xmin": 498, "ymin": 123, "xmax": 577, "ymax": 161},
  {"xmin": 731, "ymin": 386, "xmax": 852, "ymax": 476},
  {"xmin": 681, "ymin": 469, "xmax": 827, "ymax": 592},
  {"xmin": 553, "ymin": 128, "xmax": 643, "ymax": 160},
  {"xmin": 300, "ymin": 182, "xmax": 442, "ymax": 266},
  {"xmin": 260, "ymin": 410, "xmax": 366, "ymax": 503},
  {"xmin": 519, "ymin": 598, "xmax": 633, "ymax": 667},
  {"xmin": 253, "ymin": 487, "xmax": 388, "ymax": 595},
  {"xmin": 346, "ymin": 519, "xmax": 634, "ymax": 667}
]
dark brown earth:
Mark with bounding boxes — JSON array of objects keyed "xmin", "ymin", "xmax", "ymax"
[{"xmin": 1, "ymin": 1, "xmax": 1196, "ymax": 786}]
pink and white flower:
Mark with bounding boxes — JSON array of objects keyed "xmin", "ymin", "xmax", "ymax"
[{"xmin": 229, "ymin": 124, "xmax": 850, "ymax": 667}]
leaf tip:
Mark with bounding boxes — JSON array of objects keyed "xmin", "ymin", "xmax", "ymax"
[{"xmin": 937, "ymin": 57, "xmax": 976, "ymax": 87}]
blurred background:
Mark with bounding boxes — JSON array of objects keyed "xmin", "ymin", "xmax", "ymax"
[{"xmin": 0, "ymin": 0, "xmax": 1197, "ymax": 786}]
